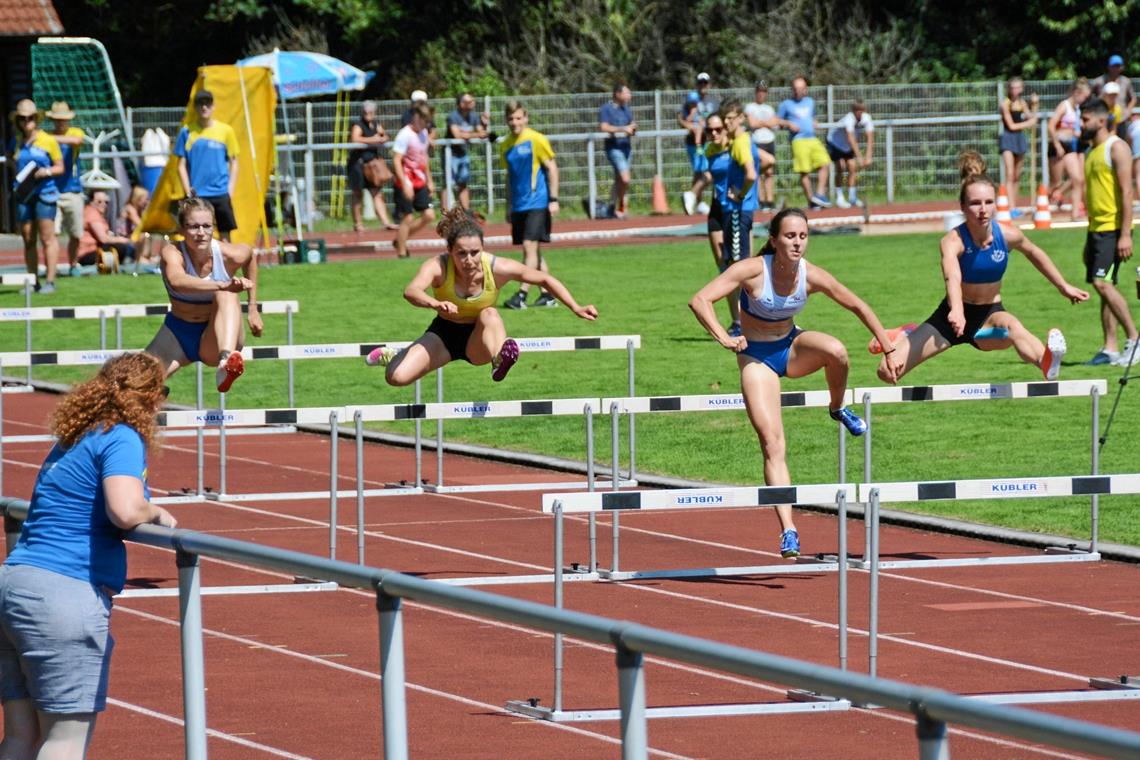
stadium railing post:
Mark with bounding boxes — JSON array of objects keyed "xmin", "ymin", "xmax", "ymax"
[
  {"xmin": 375, "ymin": 588, "xmax": 409, "ymax": 760},
  {"xmin": 176, "ymin": 549, "xmax": 208, "ymax": 760},
  {"xmin": 587, "ymin": 137, "xmax": 597, "ymax": 219}
]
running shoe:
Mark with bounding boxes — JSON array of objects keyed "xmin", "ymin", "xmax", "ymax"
[
  {"xmin": 38, "ymin": 282, "xmax": 56, "ymax": 295},
  {"xmin": 1114, "ymin": 338, "xmax": 1140, "ymax": 367},
  {"xmin": 533, "ymin": 293, "xmax": 559, "ymax": 308},
  {"xmin": 727, "ymin": 321, "xmax": 742, "ymax": 338},
  {"xmin": 682, "ymin": 191, "xmax": 697, "ymax": 216},
  {"xmin": 780, "ymin": 529, "xmax": 800, "ymax": 559},
  {"xmin": 1085, "ymin": 349, "xmax": 1120, "ymax": 366},
  {"xmin": 811, "ymin": 193, "xmax": 832, "ymax": 208},
  {"xmin": 215, "ymin": 351, "xmax": 244, "ymax": 393},
  {"xmin": 867, "ymin": 323, "xmax": 917, "ymax": 354},
  {"xmin": 1042, "ymin": 328, "xmax": 1066, "ymax": 380},
  {"xmin": 503, "ymin": 292, "xmax": 528, "ymax": 310},
  {"xmin": 835, "ymin": 193, "xmax": 851, "ymax": 209},
  {"xmin": 365, "ymin": 346, "xmax": 398, "ymax": 367},
  {"xmin": 695, "ymin": 201, "xmax": 711, "ymax": 215},
  {"xmin": 491, "ymin": 338, "xmax": 520, "ymax": 382},
  {"xmin": 829, "ymin": 406, "xmax": 867, "ymax": 436}
]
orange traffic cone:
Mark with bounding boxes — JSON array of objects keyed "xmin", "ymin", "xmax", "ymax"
[
  {"xmin": 995, "ymin": 184, "xmax": 1012, "ymax": 223},
  {"xmin": 1033, "ymin": 184, "xmax": 1052, "ymax": 229},
  {"xmin": 651, "ymin": 175, "xmax": 670, "ymax": 214}
]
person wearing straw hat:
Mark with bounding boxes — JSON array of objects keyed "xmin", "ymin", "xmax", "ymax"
[
  {"xmin": 47, "ymin": 101, "xmax": 87, "ymax": 275},
  {"xmin": 174, "ymin": 89, "xmax": 241, "ymax": 241},
  {"xmin": 10, "ymin": 99, "xmax": 63, "ymax": 294}
]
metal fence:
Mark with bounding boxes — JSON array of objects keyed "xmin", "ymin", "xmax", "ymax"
[
  {"xmin": 116, "ymin": 79, "xmax": 1076, "ymax": 223},
  {"xmin": 2, "ymin": 494, "xmax": 1139, "ymax": 759}
]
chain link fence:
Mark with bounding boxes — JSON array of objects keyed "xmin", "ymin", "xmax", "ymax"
[{"xmin": 122, "ymin": 79, "xmax": 1081, "ymax": 223}]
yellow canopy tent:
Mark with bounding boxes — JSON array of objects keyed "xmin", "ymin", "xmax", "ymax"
[{"xmin": 137, "ymin": 65, "xmax": 276, "ymax": 247}]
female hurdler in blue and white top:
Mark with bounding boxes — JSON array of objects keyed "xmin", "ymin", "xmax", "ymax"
[
  {"xmin": 690, "ymin": 208, "xmax": 904, "ymax": 559},
  {"xmin": 874, "ymin": 153, "xmax": 1089, "ymax": 385},
  {"xmin": 144, "ymin": 197, "xmax": 262, "ymax": 393}
]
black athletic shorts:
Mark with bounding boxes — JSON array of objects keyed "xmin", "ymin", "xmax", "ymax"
[
  {"xmin": 826, "ymin": 142, "xmax": 856, "ymax": 162},
  {"xmin": 1084, "ymin": 230, "xmax": 1122, "ymax": 284},
  {"xmin": 395, "ymin": 186, "xmax": 433, "ymax": 218},
  {"xmin": 426, "ymin": 315, "xmax": 476, "ymax": 362},
  {"xmin": 923, "ymin": 297, "xmax": 1007, "ymax": 349},
  {"xmin": 707, "ymin": 197, "xmax": 723, "ymax": 233},
  {"xmin": 201, "ymin": 194, "xmax": 237, "ymax": 233},
  {"xmin": 510, "ymin": 209, "xmax": 551, "ymax": 245}
]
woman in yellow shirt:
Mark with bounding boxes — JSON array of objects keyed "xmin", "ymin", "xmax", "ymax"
[{"xmin": 367, "ymin": 207, "xmax": 598, "ymax": 384}]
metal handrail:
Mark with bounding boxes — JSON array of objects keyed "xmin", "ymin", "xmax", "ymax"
[{"xmin": 1, "ymin": 496, "xmax": 1137, "ymax": 759}]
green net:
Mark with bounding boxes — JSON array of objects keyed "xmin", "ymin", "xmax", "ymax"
[{"xmin": 31, "ymin": 37, "xmax": 134, "ymax": 152}]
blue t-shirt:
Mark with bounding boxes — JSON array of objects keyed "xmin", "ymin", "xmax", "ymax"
[
  {"xmin": 53, "ymin": 126, "xmax": 85, "ymax": 194},
  {"xmin": 12, "ymin": 132, "xmax": 62, "ymax": 203},
  {"xmin": 777, "ymin": 96, "xmax": 817, "ymax": 140},
  {"xmin": 499, "ymin": 128, "xmax": 556, "ymax": 212},
  {"xmin": 447, "ymin": 109, "xmax": 481, "ymax": 158},
  {"xmin": 599, "ymin": 101, "xmax": 633, "ymax": 151},
  {"xmin": 706, "ymin": 133, "xmax": 760, "ymax": 212},
  {"xmin": 173, "ymin": 120, "xmax": 240, "ymax": 198},
  {"xmin": 6, "ymin": 424, "xmax": 149, "ymax": 593}
]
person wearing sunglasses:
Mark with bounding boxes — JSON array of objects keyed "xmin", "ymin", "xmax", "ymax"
[
  {"xmin": 10, "ymin": 99, "xmax": 63, "ymax": 294},
  {"xmin": 173, "ymin": 90, "xmax": 241, "ymax": 241},
  {"xmin": 144, "ymin": 197, "xmax": 262, "ymax": 393}
]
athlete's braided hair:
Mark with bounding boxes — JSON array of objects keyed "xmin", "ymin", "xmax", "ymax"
[{"xmin": 436, "ymin": 206, "xmax": 484, "ymax": 248}]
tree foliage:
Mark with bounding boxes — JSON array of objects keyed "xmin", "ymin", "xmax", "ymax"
[{"xmin": 49, "ymin": 0, "xmax": 1140, "ymax": 104}]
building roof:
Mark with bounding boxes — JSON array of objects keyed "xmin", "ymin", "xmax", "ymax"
[{"xmin": 0, "ymin": 0, "xmax": 64, "ymax": 36}]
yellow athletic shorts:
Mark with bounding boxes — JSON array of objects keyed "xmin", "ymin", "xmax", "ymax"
[{"xmin": 791, "ymin": 138, "xmax": 831, "ymax": 174}]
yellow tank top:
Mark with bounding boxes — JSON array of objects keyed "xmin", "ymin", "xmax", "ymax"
[
  {"xmin": 1085, "ymin": 135, "xmax": 1123, "ymax": 232},
  {"xmin": 432, "ymin": 252, "xmax": 498, "ymax": 320}
]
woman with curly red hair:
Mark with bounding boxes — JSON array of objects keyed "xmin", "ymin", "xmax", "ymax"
[{"xmin": 0, "ymin": 353, "xmax": 175, "ymax": 758}]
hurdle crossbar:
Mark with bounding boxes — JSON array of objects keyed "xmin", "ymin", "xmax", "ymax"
[
  {"xmin": 0, "ymin": 300, "xmax": 299, "ymax": 323},
  {"xmin": 850, "ymin": 379, "xmax": 1106, "ymax": 404},
  {"xmin": 544, "ymin": 483, "xmax": 854, "ymax": 513},
  {"xmin": 0, "ymin": 274, "xmax": 35, "ymax": 286},
  {"xmin": 602, "ymin": 390, "xmax": 840, "ymax": 414}
]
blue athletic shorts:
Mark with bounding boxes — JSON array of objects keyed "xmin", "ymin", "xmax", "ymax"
[
  {"xmin": 686, "ymin": 143, "xmax": 709, "ymax": 174},
  {"xmin": 163, "ymin": 312, "xmax": 208, "ymax": 363},
  {"xmin": 606, "ymin": 145, "xmax": 631, "ymax": 175},
  {"xmin": 740, "ymin": 327, "xmax": 801, "ymax": 377},
  {"xmin": 0, "ymin": 564, "xmax": 114, "ymax": 713},
  {"xmin": 17, "ymin": 197, "xmax": 57, "ymax": 223},
  {"xmin": 451, "ymin": 154, "xmax": 472, "ymax": 187}
]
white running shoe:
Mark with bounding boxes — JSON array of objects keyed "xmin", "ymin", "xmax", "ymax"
[
  {"xmin": 835, "ymin": 193, "xmax": 851, "ymax": 209},
  {"xmin": 682, "ymin": 191, "xmax": 696, "ymax": 216},
  {"xmin": 1114, "ymin": 338, "xmax": 1140, "ymax": 367},
  {"xmin": 1042, "ymin": 328, "xmax": 1065, "ymax": 380},
  {"xmin": 695, "ymin": 201, "xmax": 710, "ymax": 215},
  {"xmin": 365, "ymin": 346, "xmax": 398, "ymax": 367}
]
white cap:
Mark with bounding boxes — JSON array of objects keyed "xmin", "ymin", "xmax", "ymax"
[
  {"xmin": 410, "ymin": 89, "xmax": 428, "ymax": 102},
  {"xmin": 696, "ymin": 72, "xmax": 710, "ymax": 83},
  {"xmin": 1104, "ymin": 81, "xmax": 1121, "ymax": 95}
]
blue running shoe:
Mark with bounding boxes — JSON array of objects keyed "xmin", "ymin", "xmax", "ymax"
[
  {"xmin": 780, "ymin": 529, "xmax": 800, "ymax": 559},
  {"xmin": 727, "ymin": 321, "xmax": 742, "ymax": 338},
  {"xmin": 829, "ymin": 407, "xmax": 867, "ymax": 436},
  {"xmin": 1085, "ymin": 350, "xmax": 1119, "ymax": 366}
]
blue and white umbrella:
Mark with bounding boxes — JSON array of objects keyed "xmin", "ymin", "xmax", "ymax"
[{"xmin": 237, "ymin": 48, "xmax": 374, "ymax": 100}]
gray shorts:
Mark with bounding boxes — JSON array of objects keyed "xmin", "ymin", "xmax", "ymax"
[{"xmin": 0, "ymin": 564, "xmax": 114, "ymax": 713}]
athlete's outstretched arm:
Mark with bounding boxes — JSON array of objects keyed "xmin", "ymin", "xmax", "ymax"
[
  {"xmin": 808, "ymin": 263, "xmax": 903, "ymax": 382},
  {"xmin": 1005, "ymin": 226, "xmax": 1089, "ymax": 303}
]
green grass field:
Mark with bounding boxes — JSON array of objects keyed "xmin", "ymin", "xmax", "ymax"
[{"xmin": 4, "ymin": 226, "xmax": 1138, "ymax": 544}]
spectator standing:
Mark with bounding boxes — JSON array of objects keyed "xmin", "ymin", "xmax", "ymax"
[
  {"xmin": 777, "ymin": 76, "xmax": 832, "ymax": 209},
  {"xmin": 598, "ymin": 83, "xmax": 637, "ymax": 219},
  {"xmin": 745, "ymin": 81, "xmax": 779, "ymax": 211},
  {"xmin": 174, "ymin": 90, "xmax": 240, "ymax": 241},
  {"xmin": 826, "ymin": 99, "xmax": 875, "ymax": 209},
  {"xmin": 446, "ymin": 93, "xmax": 490, "ymax": 211},
  {"xmin": 1047, "ymin": 78, "xmax": 1091, "ymax": 221},
  {"xmin": 1102, "ymin": 81, "xmax": 1123, "ymax": 128},
  {"xmin": 47, "ymin": 101, "xmax": 85, "ymax": 274},
  {"xmin": 77, "ymin": 190, "xmax": 135, "ymax": 267},
  {"xmin": 1079, "ymin": 97, "xmax": 1139, "ymax": 367},
  {"xmin": 391, "ymin": 103, "xmax": 437, "ymax": 259},
  {"xmin": 679, "ymin": 72, "xmax": 718, "ymax": 215},
  {"xmin": 118, "ymin": 185, "xmax": 161, "ymax": 270},
  {"xmin": 10, "ymin": 98, "xmax": 63, "ymax": 294},
  {"xmin": 500, "ymin": 99, "xmax": 560, "ymax": 309},
  {"xmin": 1091, "ymin": 54, "xmax": 1136, "ymax": 126},
  {"xmin": 998, "ymin": 79, "xmax": 1038, "ymax": 215},
  {"xmin": 402, "ymin": 90, "xmax": 439, "ymax": 140},
  {"xmin": 347, "ymin": 100, "xmax": 398, "ymax": 233},
  {"xmin": 0, "ymin": 352, "xmax": 175, "ymax": 760}
]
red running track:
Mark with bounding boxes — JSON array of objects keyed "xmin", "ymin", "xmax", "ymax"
[{"xmin": 2, "ymin": 391, "xmax": 1138, "ymax": 759}]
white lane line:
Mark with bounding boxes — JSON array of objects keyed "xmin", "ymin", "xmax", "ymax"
[
  {"xmin": 106, "ymin": 697, "xmax": 313, "ymax": 758},
  {"xmin": 116, "ymin": 607, "xmax": 694, "ymax": 760}
]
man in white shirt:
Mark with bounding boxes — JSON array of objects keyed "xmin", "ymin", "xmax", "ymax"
[{"xmin": 825, "ymin": 99, "xmax": 874, "ymax": 208}]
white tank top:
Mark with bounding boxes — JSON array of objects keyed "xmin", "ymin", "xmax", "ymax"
[
  {"xmin": 164, "ymin": 239, "xmax": 232, "ymax": 304},
  {"xmin": 739, "ymin": 255, "xmax": 808, "ymax": 322}
]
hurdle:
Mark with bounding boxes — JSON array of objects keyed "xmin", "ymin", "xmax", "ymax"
[
  {"xmin": 850, "ymin": 379, "xmax": 1108, "ymax": 562},
  {"xmin": 0, "ymin": 274, "xmax": 35, "ymax": 386},
  {"xmin": 504, "ymin": 483, "xmax": 856, "ymax": 722},
  {"xmin": 861, "ymin": 475, "xmax": 1140, "ymax": 706}
]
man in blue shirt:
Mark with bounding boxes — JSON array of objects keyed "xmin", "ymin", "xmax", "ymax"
[
  {"xmin": 446, "ymin": 93, "xmax": 490, "ymax": 211},
  {"xmin": 598, "ymin": 83, "xmax": 637, "ymax": 219},
  {"xmin": 777, "ymin": 75, "xmax": 832, "ymax": 209},
  {"xmin": 174, "ymin": 90, "xmax": 241, "ymax": 240}
]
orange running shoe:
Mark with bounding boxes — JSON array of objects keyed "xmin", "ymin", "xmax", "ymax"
[{"xmin": 868, "ymin": 323, "xmax": 917, "ymax": 355}]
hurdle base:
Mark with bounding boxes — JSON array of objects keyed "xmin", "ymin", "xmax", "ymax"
[
  {"xmin": 964, "ymin": 689, "xmax": 1140, "ymax": 705},
  {"xmin": 1090, "ymin": 676, "xmax": 1140, "ymax": 691},
  {"xmin": 786, "ymin": 689, "xmax": 847, "ymax": 704},
  {"xmin": 847, "ymin": 551, "xmax": 1101, "ymax": 570},
  {"xmin": 1043, "ymin": 545, "xmax": 1095, "ymax": 556},
  {"xmin": 436, "ymin": 572, "xmax": 601, "ymax": 587},
  {"xmin": 598, "ymin": 562, "xmax": 839, "ymax": 582},
  {"xmin": 504, "ymin": 698, "xmax": 851, "ymax": 721}
]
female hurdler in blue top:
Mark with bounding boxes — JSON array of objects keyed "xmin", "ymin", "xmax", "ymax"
[
  {"xmin": 690, "ymin": 208, "xmax": 904, "ymax": 558},
  {"xmin": 875, "ymin": 152, "xmax": 1089, "ymax": 384}
]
